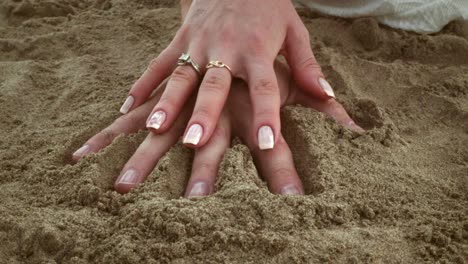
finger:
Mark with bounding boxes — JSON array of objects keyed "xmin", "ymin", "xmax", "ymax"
[
  {"xmin": 251, "ymin": 134, "xmax": 304, "ymax": 195},
  {"xmin": 146, "ymin": 54, "xmax": 201, "ymax": 133},
  {"xmin": 293, "ymin": 89, "xmax": 365, "ymax": 133},
  {"xmin": 182, "ymin": 66, "xmax": 232, "ymax": 148},
  {"xmin": 184, "ymin": 113, "xmax": 231, "ymax": 198},
  {"xmin": 72, "ymin": 91, "xmax": 162, "ymax": 163},
  {"xmin": 284, "ymin": 22, "xmax": 335, "ymax": 100},
  {"xmin": 247, "ymin": 64, "xmax": 281, "ymax": 150},
  {"xmin": 323, "ymin": 100, "xmax": 366, "ymax": 133},
  {"xmin": 322, "ymin": 100, "xmax": 365, "ymax": 133},
  {"xmin": 120, "ymin": 47, "xmax": 179, "ymax": 114},
  {"xmin": 114, "ymin": 109, "xmax": 189, "ymax": 194}
]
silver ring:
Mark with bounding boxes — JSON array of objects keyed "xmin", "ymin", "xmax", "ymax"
[{"xmin": 177, "ymin": 53, "xmax": 201, "ymax": 76}]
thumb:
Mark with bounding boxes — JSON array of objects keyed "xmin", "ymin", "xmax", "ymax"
[{"xmin": 284, "ymin": 23, "xmax": 335, "ymax": 100}]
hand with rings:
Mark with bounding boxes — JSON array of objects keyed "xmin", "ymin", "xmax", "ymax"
[
  {"xmin": 73, "ymin": 61, "xmax": 363, "ymax": 196},
  {"xmin": 118, "ymin": 0, "xmax": 336, "ymax": 151}
]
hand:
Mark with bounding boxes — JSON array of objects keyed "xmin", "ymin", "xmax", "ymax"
[
  {"xmin": 73, "ymin": 61, "xmax": 363, "ymax": 196},
  {"xmin": 119, "ymin": 0, "xmax": 336, "ymax": 153}
]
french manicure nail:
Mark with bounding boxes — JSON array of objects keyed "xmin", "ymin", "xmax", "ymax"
[
  {"xmin": 187, "ymin": 182, "xmax": 208, "ymax": 198},
  {"xmin": 72, "ymin": 144, "xmax": 91, "ymax": 158},
  {"xmin": 147, "ymin": 111, "xmax": 166, "ymax": 130},
  {"xmin": 258, "ymin": 126, "xmax": 274, "ymax": 150},
  {"xmin": 183, "ymin": 124, "xmax": 203, "ymax": 145},
  {"xmin": 119, "ymin": 96, "xmax": 134, "ymax": 114},
  {"xmin": 319, "ymin": 78, "xmax": 335, "ymax": 98},
  {"xmin": 118, "ymin": 169, "xmax": 139, "ymax": 184},
  {"xmin": 280, "ymin": 185, "xmax": 302, "ymax": 196}
]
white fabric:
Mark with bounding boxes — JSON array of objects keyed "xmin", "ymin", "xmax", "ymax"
[{"xmin": 297, "ymin": 0, "xmax": 468, "ymax": 33}]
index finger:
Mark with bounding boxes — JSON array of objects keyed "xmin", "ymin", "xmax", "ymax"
[{"xmin": 120, "ymin": 47, "xmax": 179, "ymax": 114}]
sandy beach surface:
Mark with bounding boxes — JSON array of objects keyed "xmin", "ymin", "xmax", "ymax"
[{"xmin": 1, "ymin": 0, "xmax": 467, "ymax": 263}]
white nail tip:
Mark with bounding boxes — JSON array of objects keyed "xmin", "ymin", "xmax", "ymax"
[
  {"xmin": 281, "ymin": 185, "xmax": 301, "ymax": 195},
  {"xmin": 119, "ymin": 96, "xmax": 134, "ymax": 114},
  {"xmin": 188, "ymin": 182, "xmax": 208, "ymax": 197},
  {"xmin": 147, "ymin": 111, "xmax": 166, "ymax": 129},
  {"xmin": 183, "ymin": 124, "xmax": 203, "ymax": 145},
  {"xmin": 73, "ymin": 144, "xmax": 90, "ymax": 157},
  {"xmin": 319, "ymin": 78, "xmax": 335, "ymax": 98},
  {"xmin": 258, "ymin": 126, "xmax": 274, "ymax": 150},
  {"xmin": 119, "ymin": 169, "xmax": 138, "ymax": 184}
]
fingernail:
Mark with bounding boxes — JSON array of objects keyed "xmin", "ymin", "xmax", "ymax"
[
  {"xmin": 183, "ymin": 124, "xmax": 203, "ymax": 145},
  {"xmin": 258, "ymin": 125, "xmax": 274, "ymax": 150},
  {"xmin": 72, "ymin": 144, "xmax": 91, "ymax": 158},
  {"xmin": 319, "ymin": 78, "xmax": 335, "ymax": 98},
  {"xmin": 119, "ymin": 96, "xmax": 134, "ymax": 114},
  {"xmin": 147, "ymin": 111, "xmax": 166, "ymax": 130},
  {"xmin": 347, "ymin": 121, "xmax": 366, "ymax": 133},
  {"xmin": 280, "ymin": 185, "xmax": 302, "ymax": 196},
  {"xmin": 118, "ymin": 169, "xmax": 139, "ymax": 184},
  {"xmin": 187, "ymin": 182, "xmax": 209, "ymax": 198}
]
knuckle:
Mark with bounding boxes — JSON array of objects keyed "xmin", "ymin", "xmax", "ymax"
[
  {"xmin": 299, "ymin": 56, "xmax": 321, "ymax": 72},
  {"xmin": 117, "ymin": 112, "xmax": 140, "ymax": 125},
  {"xmin": 203, "ymin": 74, "xmax": 226, "ymax": 96},
  {"xmin": 147, "ymin": 57, "xmax": 161, "ymax": 72},
  {"xmin": 173, "ymin": 25, "xmax": 190, "ymax": 43},
  {"xmin": 171, "ymin": 67, "xmax": 195, "ymax": 83},
  {"xmin": 252, "ymin": 78, "xmax": 277, "ymax": 96},
  {"xmin": 98, "ymin": 128, "xmax": 119, "ymax": 145},
  {"xmin": 192, "ymin": 105, "xmax": 214, "ymax": 120},
  {"xmin": 271, "ymin": 166, "xmax": 295, "ymax": 181},
  {"xmin": 195, "ymin": 161, "xmax": 217, "ymax": 175},
  {"xmin": 158, "ymin": 96, "xmax": 178, "ymax": 111},
  {"xmin": 249, "ymin": 31, "xmax": 265, "ymax": 46},
  {"xmin": 220, "ymin": 28, "xmax": 234, "ymax": 46},
  {"xmin": 248, "ymin": 32, "xmax": 268, "ymax": 54},
  {"xmin": 204, "ymin": 73, "xmax": 223, "ymax": 86},
  {"xmin": 253, "ymin": 110, "xmax": 280, "ymax": 129},
  {"xmin": 197, "ymin": 29, "xmax": 210, "ymax": 43},
  {"xmin": 254, "ymin": 107, "xmax": 276, "ymax": 120}
]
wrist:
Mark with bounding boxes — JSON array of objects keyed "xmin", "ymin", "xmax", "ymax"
[
  {"xmin": 180, "ymin": 0, "xmax": 192, "ymax": 10},
  {"xmin": 180, "ymin": 0, "xmax": 192, "ymax": 20}
]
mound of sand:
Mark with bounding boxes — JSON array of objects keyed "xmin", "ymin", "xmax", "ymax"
[{"xmin": 1, "ymin": 0, "xmax": 467, "ymax": 263}]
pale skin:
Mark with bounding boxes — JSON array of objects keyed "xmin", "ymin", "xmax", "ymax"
[
  {"xmin": 72, "ymin": 62, "xmax": 364, "ymax": 196},
  {"xmin": 119, "ymin": 0, "xmax": 337, "ymax": 152}
]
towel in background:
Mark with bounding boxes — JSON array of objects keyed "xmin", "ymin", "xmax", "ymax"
[{"xmin": 297, "ymin": 0, "xmax": 468, "ymax": 33}]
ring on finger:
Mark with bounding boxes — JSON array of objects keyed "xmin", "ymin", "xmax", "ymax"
[
  {"xmin": 206, "ymin": 61, "xmax": 232, "ymax": 75},
  {"xmin": 178, "ymin": 53, "xmax": 202, "ymax": 76}
]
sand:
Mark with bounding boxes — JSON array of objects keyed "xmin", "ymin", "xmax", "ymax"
[{"xmin": 1, "ymin": 0, "xmax": 467, "ymax": 263}]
